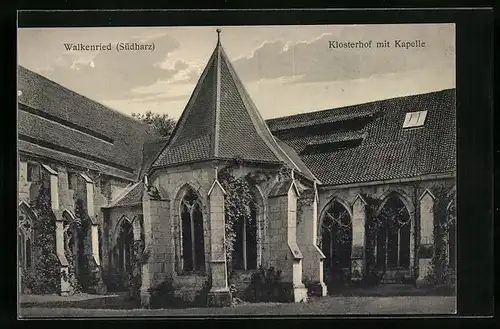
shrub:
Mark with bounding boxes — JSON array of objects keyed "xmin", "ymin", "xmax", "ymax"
[
  {"xmin": 148, "ymin": 278, "xmax": 184, "ymax": 309},
  {"xmin": 102, "ymin": 268, "xmax": 122, "ymax": 292},
  {"xmin": 243, "ymin": 265, "xmax": 287, "ymax": 302},
  {"xmin": 20, "ymin": 268, "xmax": 36, "ymax": 294},
  {"xmin": 424, "ymin": 261, "xmax": 456, "ymax": 286},
  {"xmin": 423, "ymin": 230, "xmax": 456, "ymax": 287},
  {"xmin": 28, "ymin": 185, "xmax": 60, "ymax": 294},
  {"xmin": 192, "ymin": 280, "xmax": 211, "ymax": 307}
]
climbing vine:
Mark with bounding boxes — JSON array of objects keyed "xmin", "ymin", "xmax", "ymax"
[
  {"xmin": 217, "ymin": 158, "xmax": 273, "ymax": 276},
  {"xmin": 352, "ymin": 182, "xmax": 456, "ymax": 286},
  {"xmin": 218, "ymin": 161, "xmax": 255, "ymax": 275},
  {"xmin": 63, "ymin": 217, "xmax": 82, "ymax": 294},
  {"xmin": 28, "ymin": 183, "xmax": 60, "ymax": 294},
  {"xmin": 70, "ymin": 199, "xmax": 106, "ymax": 294},
  {"xmin": 359, "ymin": 194, "xmax": 383, "ymax": 283},
  {"xmin": 128, "ymin": 238, "xmax": 146, "ymax": 299},
  {"xmin": 296, "ymin": 186, "xmax": 315, "ymax": 226},
  {"xmin": 423, "ymin": 183, "xmax": 456, "ymax": 285}
]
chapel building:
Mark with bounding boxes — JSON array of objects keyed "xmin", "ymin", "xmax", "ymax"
[{"xmin": 17, "ymin": 32, "xmax": 456, "ymax": 306}]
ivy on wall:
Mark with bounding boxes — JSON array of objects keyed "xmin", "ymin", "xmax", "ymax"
[
  {"xmin": 128, "ymin": 238, "xmax": 146, "ymax": 299},
  {"xmin": 329, "ymin": 181, "xmax": 456, "ymax": 286},
  {"xmin": 63, "ymin": 218, "xmax": 83, "ymax": 294},
  {"xmin": 67, "ymin": 199, "xmax": 106, "ymax": 294},
  {"xmin": 353, "ymin": 194, "xmax": 381, "ymax": 283},
  {"xmin": 24, "ymin": 185, "xmax": 60, "ymax": 294},
  {"xmin": 218, "ymin": 160, "xmax": 256, "ymax": 276},
  {"xmin": 296, "ymin": 187, "xmax": 315, "ymax": 226},
  {"xmin": 217, "ymin": 158, "xmax": 274, "ymax": 276},
  {"xmin": 423, "ymin": 182, "xmax": 456, "ymax": 285}
]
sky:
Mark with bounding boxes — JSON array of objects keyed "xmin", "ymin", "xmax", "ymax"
[{"xmin": 17, "ymin": 24, "xmax": 455, "ymax": 120}]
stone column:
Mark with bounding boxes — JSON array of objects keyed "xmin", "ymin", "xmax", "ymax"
[
  {"xmin": 79, "ymin": 174, "xmax": 100, "ymax": 265},
  {"xmin": 42, "ymin": 164, "xmax": 69, "ymax": 296},
  {"xmin": 80, "ymin": 173, "xmax": 106, "ymax": 293},
  {"xmin": 351, "ymin": 194, "xmax": 367, "ymax": 282},
  {"xmin": 268, "ymin": 180, "xmax": 307, "ymax": 303},
  {"xmin": 297, "ymin": 187, "xmax": 327, "ymax": 296},
  {"xmin": 55, "ymin": 219, "xmax": 70, "ymax": 296},
  {"xmin": 416, "ymin": 190, "xmax": 435, "ymax": 286},
  {"xmin": 140, "ymin": 191, "xmax": 171, "ymax": 307},
  {"xmin": 207, "ymin": 179, "xmax": 231, "ymax": 307}
]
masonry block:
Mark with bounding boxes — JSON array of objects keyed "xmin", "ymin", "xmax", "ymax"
[
  {"xmin": 296, "ymin": 188, "xmax": 327, "ymax": 297},
  {"xmin": 417, "ymin": 192, "xmax": 435, "ymax": 285},
  {"xmin": 207, "ymin": 288, "xmax": 232, "ymax": 307}
]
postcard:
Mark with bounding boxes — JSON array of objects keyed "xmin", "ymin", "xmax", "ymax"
[{"xmin": 17, "ymin": 20, "xmax": 457, "ymax": 318}]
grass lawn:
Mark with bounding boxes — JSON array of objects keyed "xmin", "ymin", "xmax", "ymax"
[{"xmin": 19, "ymin": 295, "xmax": 457, "ymax": 318}]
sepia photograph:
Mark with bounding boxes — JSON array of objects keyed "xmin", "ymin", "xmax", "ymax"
[{"xmin": 17, "ymin": 22, "xmax": 457, "ymax": 318}]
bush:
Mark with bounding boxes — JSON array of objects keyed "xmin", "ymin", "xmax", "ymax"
[
  {"xmin": 148, "ymin": 279, "xmax": 175, "ymax": 309},
  {"xmin": 424, "ymin": 263, "xmax": 456, "ymax": 286},
  {"xmin": 148, "ymin": 279, "xmax": 187, "ymax": 309},
  {"xmin": 423, "ymin": 242, "xmax": 456, "ymax": 286},
  {"xmin": 29, "ymin": 189, "xmax": 60, "ymax": 294},
  {"xmin": 243, "ymin": 266, "xmax": 288, "ymax": 302},
  {"xmin": 20, "ymin": 269, "xmax": 36, "ymax": 294},
  {"xmin": 102, "ymin": 268, "xmax": 122, "ymax": 292},
  {"xmin": 192, "ymin": 280, "xmax": 211, "ymax": 307}
]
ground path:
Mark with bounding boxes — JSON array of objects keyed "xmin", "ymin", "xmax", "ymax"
[{"xmin": 20, "ymin": 295, "xmax": 456, "ymax": 317}]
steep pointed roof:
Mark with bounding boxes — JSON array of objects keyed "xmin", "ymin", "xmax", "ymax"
[{"xmin": 151, "ymin": 30, "xmax": 315, "ymax": 181}]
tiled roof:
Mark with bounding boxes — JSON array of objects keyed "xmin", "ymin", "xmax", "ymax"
[
  {"xmin": 139, "ymin": 136, "xmax": 170, "ymax": 179},
  {"xmin": 268, "ymin": 178, "xmax": 295, "ymax": 197},
  {"xmin": 306, "ymin": 131, "xmax": 368, "ymax": 146},
  {"xmin": 17, "ymin": 66, "xmax": 158, "ymax": 181},
  {"xmin": 150, "ymin": 38, "xmax": 314, "ymax": 181},
  {"xmin": 267, "ymin": 104, "xmax": 381, "ymax": 132},
  {"xmin": 108, "ymin": 182, "xmax": 144, "ymax": 208},
  {"xmin": 274, "ymin": 138, "xmax": 316, "ymax": 181},
  {"xmin": 266, "ymin": 89, "xmax": 456, "ymax": 186}
]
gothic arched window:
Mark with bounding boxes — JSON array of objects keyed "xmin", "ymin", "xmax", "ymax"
[
  {"xmin": 232, "ymin": 201, "xmax": 258, "ymax": 271},
  {"xmin": 376, "ymin": 195, "xmax": 411, "ymax": 271},
  {"xmin": 180, "ymin": 188, "xmax": 205, "ymax": 273},
  {"xmin": 116, "ymin": 218, "xmax": 133, "ymax": 284},
  {"xmin": 18, "ymin": 204, "xmax": 34, "ymax": 271},
  {"xmin": 320, "ymin": 201, "xmax": 352, "ymax": 280}
]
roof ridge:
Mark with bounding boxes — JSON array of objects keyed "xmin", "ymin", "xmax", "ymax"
[
  {"xmin": 18, "ymin": 65, "xmax": 152, "ymax": 130},
  {"xmin": 219, "ymin": 48, "xmax": 282, "ymax": 163},
  {"xmin": 108, "ymin": 181, "xmax": 142, "ymax": 207},
  {"xmin": 149, "ymin": 44, "xmax": 219, "ymax": 169},
  {"xmin": 266, "ymin": 88, "xmax": 456, "ymax": 124},
  {"xmin": 213, "ymin": 41, "xmax": 222, "ymax": 157}
]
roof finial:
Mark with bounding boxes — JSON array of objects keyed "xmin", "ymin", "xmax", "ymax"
[{"xmin": 216, "ymin": 28, "xmax": 221, "ymax": 44}]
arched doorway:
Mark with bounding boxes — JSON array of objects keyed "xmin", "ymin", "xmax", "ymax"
[
  {"xmin": 232, "ymin": 201, "xmax": 258, "ymax": 271},
  {"xmin": 320, "ymin": 200, "xmax": 352, "ymax": 284},
  {"xmin": 115, "ymin": 217, "xmax": 133, "ymax": 290},
  {"xmin": 375, "ymin": 195, "xmax": 411, "ymax": 275},
  {"xmin": 179, "ymin": 187, "xmax": 205, "ymax": 273}
]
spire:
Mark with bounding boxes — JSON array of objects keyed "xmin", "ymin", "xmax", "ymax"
[
  {"xmin": 216, "ymin": 28, "xmax": 221, "ymax": 44},
  {"xmin": 150, "ymin": 32, "xmax": 311, "ymax": 179}
]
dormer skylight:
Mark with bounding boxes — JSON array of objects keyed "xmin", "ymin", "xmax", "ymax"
[
  {"xmin": 403, "ymin": 110, "xmax": 428, "ymax": 129},
  {"xmin": 301, "ymin": 131, "xmax": 367, "ymax": 154}
]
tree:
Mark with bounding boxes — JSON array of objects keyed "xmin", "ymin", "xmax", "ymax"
[{"xmin": 132, "ymin": 111, "xmax": 177, "ymax": 138}]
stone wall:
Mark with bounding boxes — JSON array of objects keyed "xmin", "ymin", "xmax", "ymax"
[
  {"xmin": 317, "ymin": 177, "xmax": 456, "ymax": 283},
  {"xmin": 17, "ymin": 158, "xmax": 134, "ymax": 295},
  {"xmin": 18, "ymin": 161, "xmax": 31, "ymax": 203},
  {"xmin": 103, "ymin": 205, "xmax": 143, "ymax": 286},
  {"xmin": 151, "ymin": 162, "xmax": 215, "ymax": 278}
]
